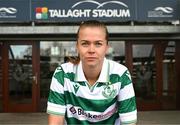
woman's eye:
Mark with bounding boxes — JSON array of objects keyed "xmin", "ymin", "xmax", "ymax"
[
  {"xmin": 81, "ymin": 42, "xmax": 88, "ymax": 46},
  {"xmin": 95, "ymin": 42, "xmax": 102, "ymax": 47}
]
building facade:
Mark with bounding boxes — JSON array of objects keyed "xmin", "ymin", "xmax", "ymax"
[{"xmin": 0, "ymin": 0, "xmax": 180, "ymax": 112}]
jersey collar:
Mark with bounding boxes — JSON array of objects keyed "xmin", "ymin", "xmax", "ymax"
[{"xmin": 74, "ymin": 58, "xmax": 109, "ymax": 83}]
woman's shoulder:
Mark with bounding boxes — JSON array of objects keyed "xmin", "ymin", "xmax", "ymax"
[
  {"xmin": 107, "ymin": 59, "xmax": 128, "ymax": 75},
  {"xmin": 60, "ymin": 62, "xmax": 76, "ymax": 73}
]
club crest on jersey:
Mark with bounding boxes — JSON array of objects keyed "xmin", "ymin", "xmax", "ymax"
[{"xmin": 102, "ymin": 83, "xmax": 117, "ymax": 98}]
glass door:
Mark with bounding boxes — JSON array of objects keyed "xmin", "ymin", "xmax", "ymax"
[
  {"xmin": 126, "ymin": 41, "xmax": 162, "ymax": 110},
  {"xmin": 3, "ymin": 41, "xmax": 40, "ymax": 112},
  {"xmin": 0, "ymin": 42, "xmax": 2, "ymax": 112}
]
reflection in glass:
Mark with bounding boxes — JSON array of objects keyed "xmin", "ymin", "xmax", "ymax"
[
  {"xmin": 132, "ymin": 44, "xmax": 156, "ymax": 101},
  {"xmin": 40, "ymin": 41, "xmax": 77, "ymax": 111},
  {"xmin": 8, "ymin": 45, "xmax": 33, "ymax": 104},
  {"xmin": 107, "ymin": 41, "xmax": 125, "ymax": 64},
  {"xmin": 162, "ymin": 41, "xmax": 176, "ymax": 109},
  {"xmin": 0, "ymin": 46, "xmax": 2, "ymax": 112},
  {"xmin": 40, "ymin": 41, "xmax": 77, "ymax": 95}
]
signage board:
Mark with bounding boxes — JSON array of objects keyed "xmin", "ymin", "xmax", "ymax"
[
  {"xmin": 0, "ymin": 0, "xmax": 179, "ymax": 22},
  {"xmin": 137, "ymin": 0, "xmax": 179, "ymax": 21},
  {"xmin": 0, "ymin": 0, "xmax": 30, "ymax": 22},
  {"xmin": 31, "ymin": 0, "xmax": 136, "ymax": 22}
]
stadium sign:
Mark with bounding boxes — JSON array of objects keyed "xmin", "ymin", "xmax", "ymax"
[
  {"xmin": 0, "ymin": 0, "xmax": 179, "ymax": 22},
  {"xmin": 32, "ymin": 0, "xmax": 135, "ymax": 22}
]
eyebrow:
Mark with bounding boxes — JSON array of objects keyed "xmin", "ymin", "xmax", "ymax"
[{"xmin": 80, "ymin": 40, "xmax": 104, "ymax": 43}]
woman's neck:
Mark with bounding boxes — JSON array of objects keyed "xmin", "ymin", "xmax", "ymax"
[{"xmin": 83, "ymin": 65, "xmax": 102, "ymax": 86}]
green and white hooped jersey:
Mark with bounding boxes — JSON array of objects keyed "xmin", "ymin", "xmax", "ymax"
[{"xmin": 47, "ymin": 58, "xmax": 137, "ymax": 125}]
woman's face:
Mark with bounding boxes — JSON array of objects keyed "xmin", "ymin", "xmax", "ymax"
[{"xmin": 76, "ymin": 26, "xmax": 109, "ymax": 68}]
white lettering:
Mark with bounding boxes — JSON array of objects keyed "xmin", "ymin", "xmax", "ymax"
[
  {"xmin": 92, "ymin": 9, "xmax": 130, "ymax": 17},
  {"xmin": 49, "ymin": 9, "xmax": 130, "ymax": 18},
  {"xmin": 49, "ymin": 9, "xmax": 91, "ymax": 18},
  {"xmin": 121, "ymin": 9, "xmax": 130, "ymax": 17},
  {"xmin": 92, "ymin": 10, "xmax": 98, "ymax": 17}
]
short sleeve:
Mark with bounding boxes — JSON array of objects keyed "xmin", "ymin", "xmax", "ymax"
[
  {"xmin": 47, "ymin": 66, "xmax": 66, "ymax": 115},
  {"xmin": 118, "ymin": 70, "xmax": 137, "ymax": 124}
]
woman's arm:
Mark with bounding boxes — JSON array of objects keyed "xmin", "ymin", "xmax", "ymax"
[{"xmin": 48, "ymin": 114, "xmax": 65, "ymax": 125}]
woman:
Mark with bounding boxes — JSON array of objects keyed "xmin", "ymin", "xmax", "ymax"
[{"xmin": 47, "ymin": 20, "xmax": 137, "ymax": 125}]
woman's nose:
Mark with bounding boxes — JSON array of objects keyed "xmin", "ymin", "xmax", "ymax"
[{"xmin": 88, "ymin": 44, "xmax": 95, "ymax": 52}]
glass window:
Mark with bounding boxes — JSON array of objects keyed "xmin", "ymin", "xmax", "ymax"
[
  {"xmin": 40, "ymin": 41, "xmax": 77, "ymax": 111},
  {"xmin": 0, "ymin": 44, "xmax": 2, "ymax": 112},
  {"xmin": 162, "ymin": 41, "xmax": 176, "ymax": 109},
  {"xmin": 8, "ymin": 45, "xmax": 33, "ymax": 104},
  {"xmin": 107, "ymin": 41, "xmax": 125, "ymax": 64},
  {"xmin": 132, "ymin": 44, "xmax": 156, "ymax": 101}
]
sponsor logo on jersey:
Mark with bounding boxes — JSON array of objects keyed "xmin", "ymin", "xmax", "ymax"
[
  {"xmin": 73, "ymin": 84, "xmax": 80, "ymax": 94},
  {"xmin": 69, "ymin": 106, "xmax": 117, "ymax": 120}
]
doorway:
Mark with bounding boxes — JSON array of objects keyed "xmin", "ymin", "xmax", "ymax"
[
  {"xmin": 126, "ymin": 41, "xmax": 176, "ymax": 110},
  {"xmin": 1, "ymin": 40, "xmax": 178, "ymax": 112},
  {"xmin": 0, "ymin": 42, "xmax": 2, "ymax": 112},
  {"xmin": 2, "ymin": 41, "xmax": 40, "ymax": 112}
]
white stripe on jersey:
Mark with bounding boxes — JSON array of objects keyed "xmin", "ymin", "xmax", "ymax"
[
  {"xmin": 119, "ymin": 110, "xmax": 137, "ymax": 122},
  {"xmin": 47, "ymin": 102, "xmax": 66, "ymax": 114},
  {"xmin": 108, "ymin": 59, "xmax": 127, "ymax": 76},
  {"xmin": 50, "ymin": 78, "xmax": 64, "ymax": 94},
  {"xmin": 118, "ymin": 83, "xmax": 135, "ymax": 101},
  {"xmin": 64, "ymin": 78, "xmax": 120, "ymax": 100},
  {"xmin": 61, "ymin": 62, "xmax": 74, "ymax": 74}
]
